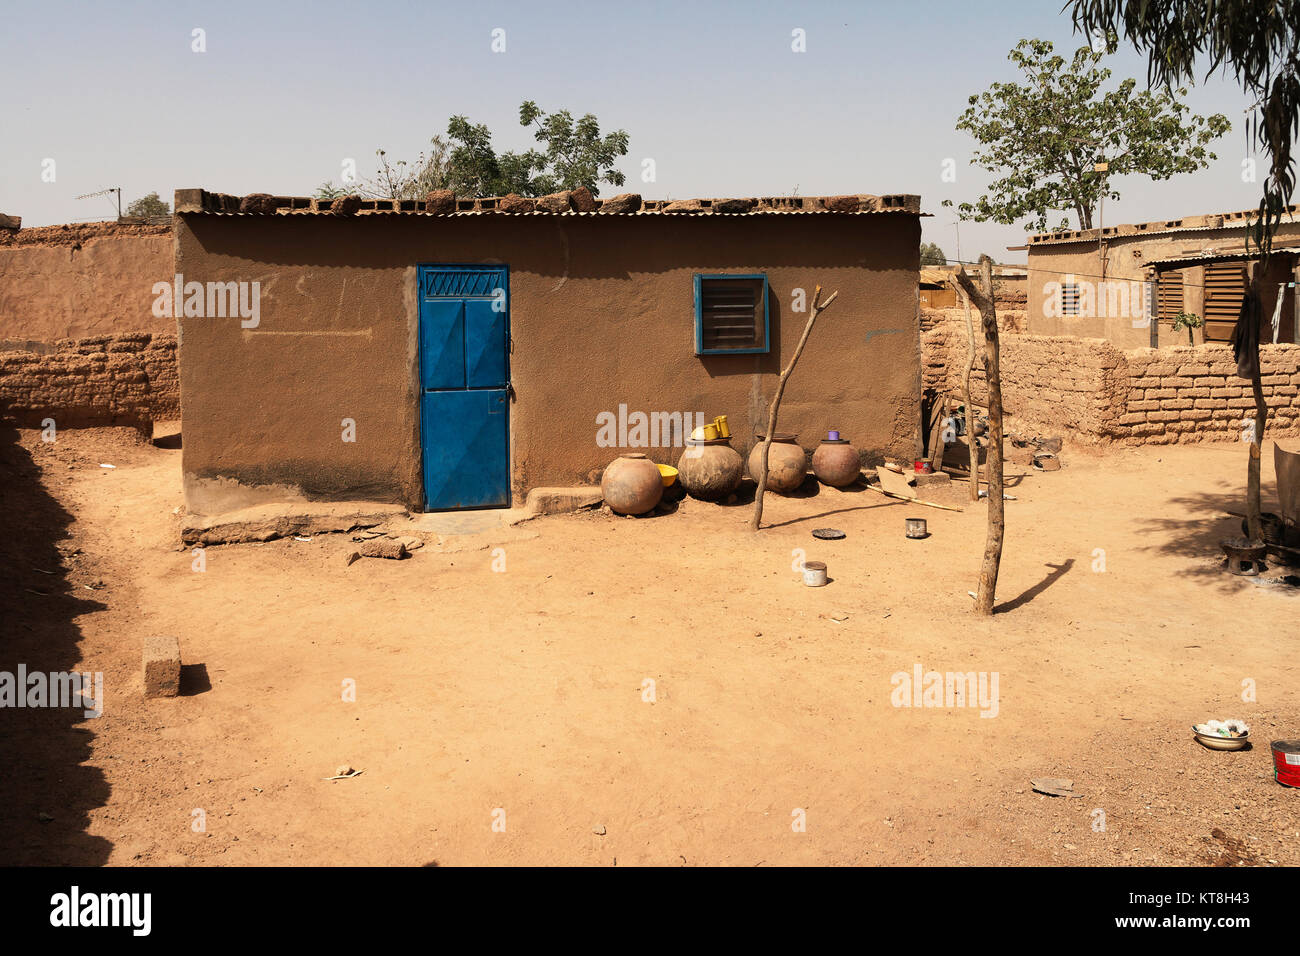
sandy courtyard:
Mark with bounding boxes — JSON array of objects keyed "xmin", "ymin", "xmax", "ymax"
[{"xmin": 1, "ymin": 422, "xmax": 1297, "ymax": 866}]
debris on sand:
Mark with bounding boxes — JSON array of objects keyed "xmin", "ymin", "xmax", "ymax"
[
  {"xmin": 1030, "ymin": 777, "xmax": 1082, "ymax": 798},
  {"xmin": 345, "ymin": 540, "xmax": 409, "ymax": 565},
  {"xmin": 323, "ymin": 766, "xmax": 364, "ymax": 780}
]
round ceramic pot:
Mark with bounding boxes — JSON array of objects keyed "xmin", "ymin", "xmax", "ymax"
[
  {"xmin": 677, "ymin": 439, "xmax": 744, "ymax": 501},
  {"xmin": 601, "ymin": 453, "xmax": 664, "ymax": 515},
  {"xmin": 747, "ymin": 434, "xmax": 807, "ymax": 495},
  {"xmin": 812, "ymin": 438, "xmax": 861, "ymax": 487}
]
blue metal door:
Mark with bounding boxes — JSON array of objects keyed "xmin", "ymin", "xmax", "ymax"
[{"xmin": 418, "ymin": 265, "xmax": 509, "ymax": 509}]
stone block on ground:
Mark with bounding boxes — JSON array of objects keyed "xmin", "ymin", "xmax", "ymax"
[
  {"xmin": 525, "ymin": 486, "xmax": 603, "ymax": 515},
  {"xmin": 143, "ymin": 635, "xmax": 180, "ymax": 698},
  {"xmin": 914, "ymin": 472, "xmax": 951, "ymax": 489}
]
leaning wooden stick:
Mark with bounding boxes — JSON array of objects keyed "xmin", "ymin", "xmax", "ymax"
[
  {"xmin": 864, "ymin": 483, "xmax": 963, "ymax": 512},
  {"xmin": 959, "ymin": 289, "xmax": 980, "ymax": 503},
  {"xmin": 751, "ymin": 285, "xmax": 838, "ymax": 531}
]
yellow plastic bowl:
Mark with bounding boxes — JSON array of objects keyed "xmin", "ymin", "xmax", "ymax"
[{"xmin": 657, "ymin": 464, "xmax": 679, "ymax": 487}]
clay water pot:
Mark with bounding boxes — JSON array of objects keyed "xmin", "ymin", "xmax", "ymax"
[
  {"xmin": 747, "ymin": 434, "xmax": 807, "ymax": 495},
  {"xmin": 677, "ymin": 438, "xmax": 743, "ymax": 501},
  {"xmin": 601, "ymin": 453, "xmax": 664, "ymax": 515},
  {"xmin": 812, "ymin": 438, "xmax": 861, "ymax": 487}
]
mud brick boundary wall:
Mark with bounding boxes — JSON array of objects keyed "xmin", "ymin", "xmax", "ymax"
[
  {"xmin": 0, "ymin": 333, "xmax": 178, "ymax": 432},
  {"xmin": 922, "ymin": 317, "xmax": 1300, "ymax": 444},
  {"xmin": 0, "ymin": 222, "xmax": 173, "ymax": 344}
]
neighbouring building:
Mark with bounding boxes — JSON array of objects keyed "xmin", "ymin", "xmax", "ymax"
[
  {"xmin": 920, "ymin": 264, "xmax": 1026, "ymax": 310},
  {"xmin": 172, "ymin": 188, "xmax": 925, "ymax": 514},
  {"xmin": 1018, "ymin": 205, "xmax": 1300, "ymax": 349},
  {"xmin": 919, "ymin": 268, "xmax": 956, "ymax": 309}
]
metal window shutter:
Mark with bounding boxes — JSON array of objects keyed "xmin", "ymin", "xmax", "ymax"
[
  {"xmin": 700, "ymin": 278, "xmax": 764, "ymax": 350},
  {"xmin": 1157, "ymin": 270, "xmax": 1184, "ymax": 321},
  {"xmin": 1204, "ymin": 263, "xmax": 1246, "ymax": 342}
]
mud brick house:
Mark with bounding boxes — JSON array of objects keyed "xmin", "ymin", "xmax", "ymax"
[
  {"xmin": 1018, "ymin": 205, "xmax": 1300, "ymax": 349},
  {"xmin": 172, "ymin": 188, "xmax": 924, "ymax": 513}
]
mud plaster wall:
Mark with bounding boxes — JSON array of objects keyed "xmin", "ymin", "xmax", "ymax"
[
  {"xmin": 923, "ymin": 316, "xmax": 1300, "ymax": 444},
  {"xmin": 0, "ymin": 333, "xmax": 178, "ymax": 432},
  {"xmin": 0, "ymin": 223, "xmax": 174, "ymax": 345},
  {"xmin": 174, "ymin": 212, "xmax": 922, "ymax": 513}
]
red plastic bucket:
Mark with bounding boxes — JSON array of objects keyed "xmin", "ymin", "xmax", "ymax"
[{"xmin": 1271, "ymin": 740, "xmax": 1300, "ymax": 788}]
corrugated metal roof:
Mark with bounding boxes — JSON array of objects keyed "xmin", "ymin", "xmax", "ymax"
[
  {"xmin": 1027, "ymin": 204, "xmax": 1300, "ymax": 246},
  {"xmin": 1146, "ymin": 246, "xmax": 1300, "ymax": 267}
]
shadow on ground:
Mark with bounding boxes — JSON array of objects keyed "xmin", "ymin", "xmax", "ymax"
[
  {"xmin": 0, "ymin": 418, "xmax": 112, "ymax": 864},
  {"xmin": 1131, "ymin": 473, "xmax": 1298, "ymax": 593}
]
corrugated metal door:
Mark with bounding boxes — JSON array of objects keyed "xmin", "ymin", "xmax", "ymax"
[
  {"xmin": 418, "ymin": 265, "xmax": 509, "ymax": 509},
  {"xmin": 1204, "ymin": 263, "xmax": 1247, "ymax": 343}
]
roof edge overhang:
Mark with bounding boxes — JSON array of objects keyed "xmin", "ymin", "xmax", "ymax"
[{"xmin": 174, "ymin": 188, "xmax": 928, "ymax": 218}]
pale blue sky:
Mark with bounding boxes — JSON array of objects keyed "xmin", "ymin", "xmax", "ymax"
[{"xmin": 0, "ymin": 0, "xmax": 1264, "ymax": 261}]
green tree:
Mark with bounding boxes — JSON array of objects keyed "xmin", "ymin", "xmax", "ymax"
[
  {"xmin": 951, "ymin": 37, "xmax": 1230, "ymax": 232},
  {"xmin": 343, "ymin": 103, "xmax": 630, "ymax": 200},
  {"xmin": 125, "ymin": 191, "xmax": 169, "ymax": 218},
  {"xmin": 518, "ymin": 100, "xmax": 629, "ymax": 195},
  {"xmin": 919, "ymin": 241, "xmax": 948, "ymax": 265},
  {"xmin": 444, "ymin": 116, "xmax": 548, "ymax": 196},
  {"xmin": 1069, "ymin": 1, "xmax": 1298, "ymax": 254}
]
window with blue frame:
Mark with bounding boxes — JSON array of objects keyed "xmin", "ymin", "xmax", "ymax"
[{"xmin": 694, "ymin": 274, "xmax": 770, "ymax": 354}]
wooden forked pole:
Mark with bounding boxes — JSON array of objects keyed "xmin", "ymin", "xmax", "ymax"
[{"xmin": 952, "ymin": 257, "xmax": 1004, "ymax": 615}]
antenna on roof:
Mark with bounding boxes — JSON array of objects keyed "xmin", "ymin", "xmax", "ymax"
[{"xmin": 75, "ymin": 186, "xmax": 122, "ymax": 220}]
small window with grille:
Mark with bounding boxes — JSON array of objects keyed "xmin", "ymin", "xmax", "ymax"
[
  {"xmin": 694, "ymin": 274, "xmax": 769, "ymax": 354},
  {"xmin": 1060, "ymin": 281, "xmax": 1081, "ymax": 316}
]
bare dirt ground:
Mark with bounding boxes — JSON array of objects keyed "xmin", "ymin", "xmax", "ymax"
[{"xmin": 1, "ymin": 421, "xmax": 1297, "ymax": 866}]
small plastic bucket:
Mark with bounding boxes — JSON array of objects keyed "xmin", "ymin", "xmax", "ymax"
[{"xmin": 802, "ymin": 561, "xmax": 828, "ymax": 587}]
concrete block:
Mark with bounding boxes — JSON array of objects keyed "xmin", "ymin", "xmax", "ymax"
[
  {"xmin": 525, "ymin": 486, "xmax": 603, "ymax": 515},
  {"xmin": 143, "ymin": 635, "xmax": 180, "ymax": 698}
]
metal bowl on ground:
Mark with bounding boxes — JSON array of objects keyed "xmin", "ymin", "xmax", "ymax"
[{"xmin": 1192, "ymin": 725, "xmax": 1250, "ymax": 751}]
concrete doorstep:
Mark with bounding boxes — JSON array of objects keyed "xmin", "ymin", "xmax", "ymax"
[
  {"xmin": 180, "ymin": 501, "xmax": 408, "ymax": 546},
  {"xmin": 177, "ymin": 487, "xmax": 603, "ymax": 548}
]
